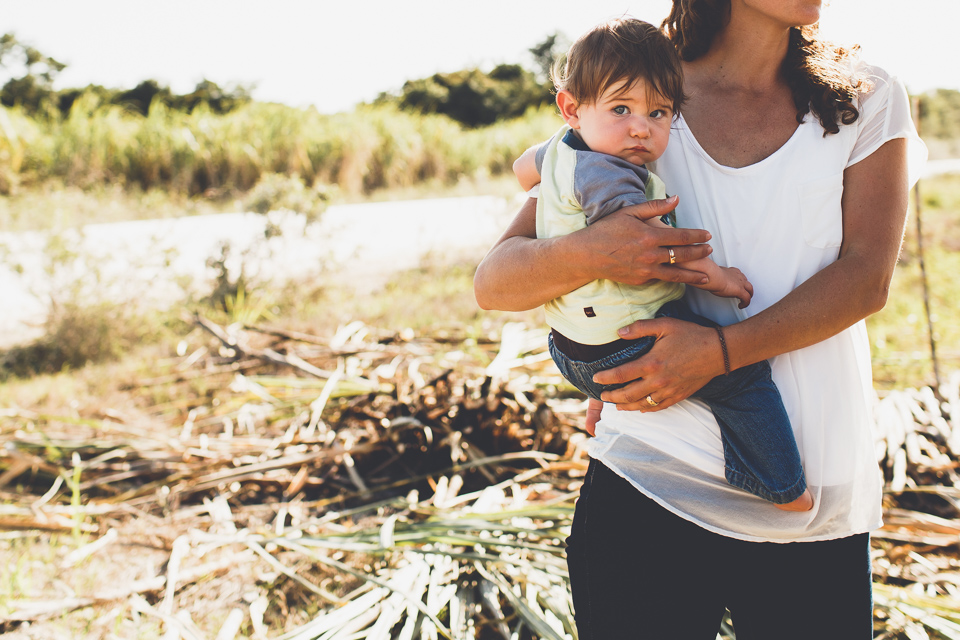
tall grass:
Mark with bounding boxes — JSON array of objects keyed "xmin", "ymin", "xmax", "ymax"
[
  {"xmin": 0, "ymin": 92, "xmax": 562, "ymax": 197},
  {"xmin": 868, "ymin": 174, "xmax": 960, "ymax": 390}
]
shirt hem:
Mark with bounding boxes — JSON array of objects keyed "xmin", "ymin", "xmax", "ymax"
[{"xmin": 594, "ymin": 452, "xmax": 884, "ymax": 544}]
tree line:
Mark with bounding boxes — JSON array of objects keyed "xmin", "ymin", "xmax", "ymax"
[
  {"xmin": 0, "ymin": 31, "xmax": 566, "ymax": 127},
  {"xmin": 1, "ymin": 30, "xmax": 958, "ymax": 137},
  {"xmin": 0, "ymin": 33, "xmax": 252, "ymax": 117}
]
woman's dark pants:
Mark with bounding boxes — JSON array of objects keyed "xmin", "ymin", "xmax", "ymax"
[{"xmin": 565, "ymin": 459, "xmax": 874, "ymax": 639}]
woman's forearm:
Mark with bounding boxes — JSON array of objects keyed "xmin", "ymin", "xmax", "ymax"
[
  {"xmin": 723, "ymin": 139, "xmax": 909, "ymax": 370},
  {"xmin": 474, "ymin": 199, "xmax": 594, "ymax": 310},
  {"xmin": 475, "ymin": 233, "xmax": 596, "ymax": 311},
  {"xmin": 722, "ymin": 250, "xmax": 894, "ymax": 370},
  {"xmin": 475, "ymin": 195, "xmax": 715, "ymax": 311},
  {"xmin": 598, "ymin": 242, "xmax": 903, "ymax": 410}
]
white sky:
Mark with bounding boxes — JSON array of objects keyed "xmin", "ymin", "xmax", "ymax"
[{"xmin": 1, "ymin": 0, "xmax": 957, "ymax": 114}]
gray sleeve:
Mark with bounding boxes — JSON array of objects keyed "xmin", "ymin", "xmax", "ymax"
[
  {"xmin": 534, "ymin": 137, "xmax": 553, "ymax": 175},
  {"xmin": 573, "ymin": 153, "xmax": 650, "ymax": 225}
]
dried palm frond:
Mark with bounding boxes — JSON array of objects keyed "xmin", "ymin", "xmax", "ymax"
[{"xmin": 4, "ymin": 317, "xmax": 960, "ymax": 638}]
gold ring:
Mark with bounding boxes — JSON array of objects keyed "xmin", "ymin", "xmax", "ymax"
[
  {"xmin": 668, "ymin": 248, "xmax": 676, "ymax": 264},
  {"xmin": 645, "ymin": 395, "xmax": 659, "ymax": 407}
]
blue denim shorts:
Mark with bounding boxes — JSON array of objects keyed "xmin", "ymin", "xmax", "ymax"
[
  {"xmin": 548, "ymin": 332, "xmax": 655, "ymax": 401},
  {"xmin": 548, "ymin": 298, "xmax": 807, "ymax": 504}
]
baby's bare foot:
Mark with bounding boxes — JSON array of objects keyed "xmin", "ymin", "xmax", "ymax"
[{"xmin": 775, "ymin": 489, "xmax": 814, "ymax": 512}]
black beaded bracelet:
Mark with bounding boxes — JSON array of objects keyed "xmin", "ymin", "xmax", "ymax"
[{"xmin": 715, "ymin": 326, "xmax": 731, "ymax": 375}]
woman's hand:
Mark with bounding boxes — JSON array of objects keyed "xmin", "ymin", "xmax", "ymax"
[
  {"xmin": 594, "ymin": 317, "xmax": 725, "ymax": 411},
  {"xmin": 584, "ymin": 196, "xmax": 714, "ymax": 287}
]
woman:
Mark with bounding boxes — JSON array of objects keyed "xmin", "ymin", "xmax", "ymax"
[{"xmin": 474, "ymin": 1, "xmax": 925, "ymax": 637}]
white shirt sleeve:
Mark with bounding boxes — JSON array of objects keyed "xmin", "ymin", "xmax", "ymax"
[{"xmin": 847, "ymin": 65, "xmax": 927, "ymax": 187}]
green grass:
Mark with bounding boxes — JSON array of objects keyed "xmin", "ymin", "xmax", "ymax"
[{"xmin": 0, "ymin": 96, "xmax": 562, "ymax": 204}]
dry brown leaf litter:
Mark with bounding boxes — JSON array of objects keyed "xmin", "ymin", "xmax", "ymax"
[{"xmin": 1, "ymin": 317, "xmax": 959, "ymax": 638}]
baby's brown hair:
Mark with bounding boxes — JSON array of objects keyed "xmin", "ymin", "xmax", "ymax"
[{"xmin": 553, "ymin": 17, "xmax": 685, "ymax": 113}]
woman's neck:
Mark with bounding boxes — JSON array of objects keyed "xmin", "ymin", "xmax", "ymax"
[
  {"xmin": 687, "ymin": 6, "xmax": 793, "ymax": 94},
  {"xmin": 677, "ymin": 6, "xmax": 803, "ymax": 168}
]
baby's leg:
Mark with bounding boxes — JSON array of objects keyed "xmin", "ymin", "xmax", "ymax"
[
  {"xmin": 699, "ymin": 360, "xmax": 811, "ymax": 510},
  {"xmin": 657, "ymin": 300, "xmax": 811, "ymax": 510},
  {"xmin": 775, "ymin": 488, "xmax": 814, "ymax": 512}
]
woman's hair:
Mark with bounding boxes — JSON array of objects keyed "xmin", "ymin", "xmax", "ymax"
[
  {"xmin": 553, "ymin": 18, "xmax": 686, "ymax": 114},
  {"xmin": 661, "ymin": 0, "xmax": 869, "ymax": 135}
]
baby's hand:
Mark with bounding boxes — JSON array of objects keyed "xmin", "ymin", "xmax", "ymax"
[{"xmin": 703, "ymin": 266, "xmax": 753, "ymax": 308}]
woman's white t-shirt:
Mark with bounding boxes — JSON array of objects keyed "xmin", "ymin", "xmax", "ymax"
[{"xmin": 587, "ymin": 64, "xmax": 927, "ymax": 542}]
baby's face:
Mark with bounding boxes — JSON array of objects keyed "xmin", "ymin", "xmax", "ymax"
[{"xmin": 573, "ymin": 78, "xmax": 673, "ymax": 166}]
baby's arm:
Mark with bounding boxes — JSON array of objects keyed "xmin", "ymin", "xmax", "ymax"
[
  {"xmin": 683, "ymin": 255, "xmax": 753, "ymax": 308},
  {"xmin": 644, "ymin": 216, "xmax": 752, "ymax": 308},
  {"xmin": 513, "ymin": 144, "xmax": 543, "ymax": 192}
]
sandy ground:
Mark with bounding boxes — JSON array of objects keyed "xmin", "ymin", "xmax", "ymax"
[
  {"xmin": 3, "ymin": 157, "xmax": 957, "ymax": 349},
  {"xmin": 0, "ymin": 194, "xmax": 524, "ymax": 348}
]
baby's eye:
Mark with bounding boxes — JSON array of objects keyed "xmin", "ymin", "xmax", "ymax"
[
  {"xmin": 612, "ymin": 105, "xmax": 629, "ymax": 115},
  {"xmin": 650, "ymin": 109, "xmax": 666, "ymax": 119}
]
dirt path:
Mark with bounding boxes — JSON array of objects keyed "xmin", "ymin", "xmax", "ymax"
[
  {"xmin": 0, "ymin": 194, "xmax": 522, "ymax": 347},
  {"xmin": 4, "ymin": 156, "xmax": 956, "ymax": 349}
]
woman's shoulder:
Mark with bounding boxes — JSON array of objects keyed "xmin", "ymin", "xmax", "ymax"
[
  {"xmin": 849, "ymin": 59, "xmax": 903, "ymax": 104},
  {"xmin": 837, "ymin": 58, "xmax": 914, "ymax": 135},
  {"xmin": 852, "ymin": 59, "xmax": 893, "ymax": 83},
  {"xmin": 843, "ymin": 59, "xmax": 926, "ymax": 182}
]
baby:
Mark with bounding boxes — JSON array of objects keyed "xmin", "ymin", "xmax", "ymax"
[{"xmin": 515, "ymin": 18, "xmax": 813, "ymax": 511}]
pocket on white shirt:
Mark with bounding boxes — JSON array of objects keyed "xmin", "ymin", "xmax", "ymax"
[{"xmin": 797, "ymin": 175, "xmax": 844, "ymax": 248}]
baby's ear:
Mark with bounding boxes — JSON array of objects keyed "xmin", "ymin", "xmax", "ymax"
[{"xmin": 556, "ymin": 90, "xmax": 581, "ymax": 129}]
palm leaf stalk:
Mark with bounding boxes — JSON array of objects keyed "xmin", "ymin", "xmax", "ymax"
[{"xmin": 6, "ymin": 320, "xmax": 960, "ymax": 637}]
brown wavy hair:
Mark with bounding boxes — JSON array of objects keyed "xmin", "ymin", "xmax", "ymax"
[{"xmin": 661, "ymin": 0, "xmax": 869, "ymax": 135}]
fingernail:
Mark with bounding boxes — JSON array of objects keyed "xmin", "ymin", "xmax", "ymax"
[{"xmin": 617, "ymin": 326, "xmax": 629, "ymax": 336}]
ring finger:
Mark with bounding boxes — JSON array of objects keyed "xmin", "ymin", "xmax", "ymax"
[{"xmin": 603, "ymin": 385, "xmax": 671, "ymax": 411}]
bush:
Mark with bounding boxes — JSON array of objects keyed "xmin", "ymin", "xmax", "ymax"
[
  {"xmin": 242, "ymin": 172, "xmax": 331, "ymax": 221},
  {"xmin": 380, "ymin": 64, "xmax": 553, "ymax": 127},
  {"xmin": 1, "ymin": 301, "xmax": 169, "ymax": 378}
]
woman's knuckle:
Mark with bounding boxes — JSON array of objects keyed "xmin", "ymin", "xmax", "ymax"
[
  {"xmin": 646, "ymin": 360, "xmax": 664, "ymax": 377},
  {"xmin": 608, "ymin": 370, "xmax": 627, "ymax": 385}
]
